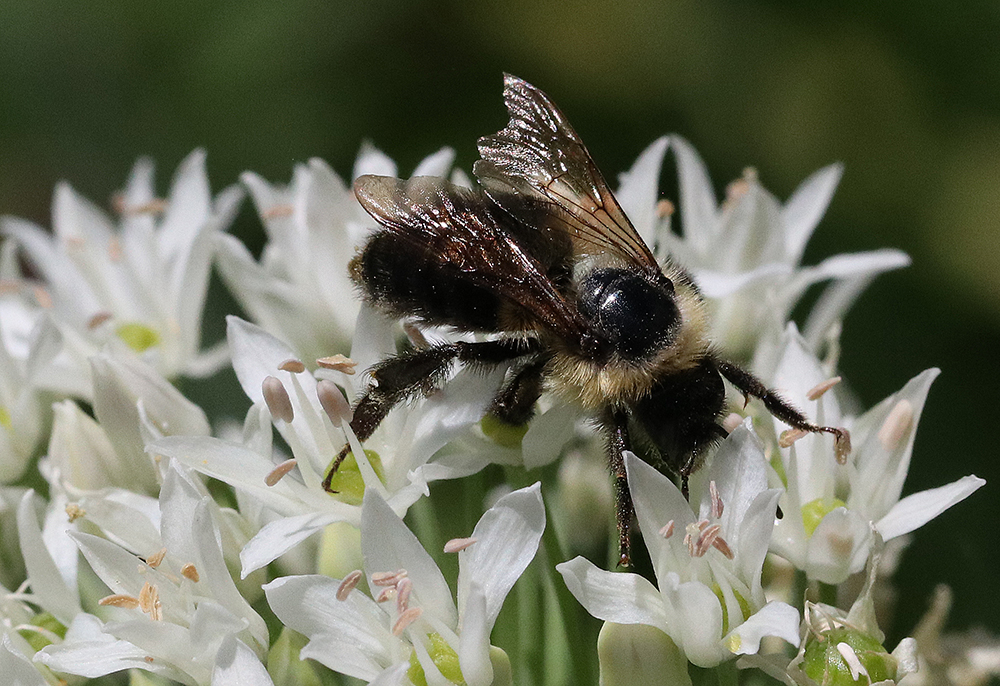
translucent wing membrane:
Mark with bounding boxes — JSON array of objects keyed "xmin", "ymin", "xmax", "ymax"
[
  {"xmin": 475, "ymin": 74, "xmax": 660, "ymax": 273},
  {"xmin": 354, "ymin": 175, "xmax": 594, "ymax": 342}
]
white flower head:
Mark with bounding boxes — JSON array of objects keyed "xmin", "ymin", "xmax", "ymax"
[
  {"xmin": 615, "ymin": 136, "xmax": 909, "ymax": 359},
  {"xmin": 264, "ymin": 483, "xmax": 544, "ymax": 686},
  {"xmin": 35, "ymin": 463, "xmax": 269, "ymax": 686},
  {"xmin": 153, "ymin": 314, "xmax": 504, "ymax": 577},
  {"xmin": 764, "ymin": 325, "xmax": 985, "ymax": 583},
  {"xmin": 558, "ymin": 425, "xmax": 800, "ymax": 668},
  {"xmin": 216, "ymin": 145, "xmax": 455, "ymax": 363},
  {"xmin": 0, "ymin": 150, "xmax": 242, "ymax": 398}
]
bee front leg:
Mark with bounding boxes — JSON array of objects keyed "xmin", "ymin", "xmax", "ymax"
[
  {"xmin": 602, "ymin": 410, "xmax": 634, "ymax": 568},
  {"xmin": 488, "ymin": 355, "xmax": 549, "ymax": 426},
  {"xmin": 716, "ymin": 360, "xmax": 851, "ymax": 460}
]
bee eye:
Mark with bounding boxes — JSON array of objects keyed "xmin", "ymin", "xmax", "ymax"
[{"xmin": 578, "ymin": 268, "xmax": 679, "ymax": 361}]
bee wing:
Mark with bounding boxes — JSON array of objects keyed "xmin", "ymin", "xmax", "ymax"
[
  {"xmin": 474, "ymin": 74, "xmax": 660, "ymax": 273},
  {"xmin": 354, "ymin": 174, "xmax": 595, "ymax": 342}
]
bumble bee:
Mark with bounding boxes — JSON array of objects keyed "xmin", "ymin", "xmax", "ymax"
[{"xmin": 324, "ymin": 75, "xmax": 849, "ymax": 565}]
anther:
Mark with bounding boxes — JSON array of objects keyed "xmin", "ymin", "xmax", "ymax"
[
  {"xmin": 807, "ymin": 376, "xmax": 842, "ymax": 401},
  {"xmin": 181, "ymin": 563, "xmax": 200, "ymax": 582},
  {"xmin": 656, "ymin": 199, "xmax": 675, "ymax": 218},
  {"xmin": 695, "ymin": 524, "xmax": 722, "ymax": 557},
  {"xmin": 279, "ymin": 358, "xmax": 306, "ymax": 373},
  {"xmin": 779, "ymin": 428, "xmax": 808, "ymax": 448},
  {"xmin": 709, "ymin": 481, "xmax": 724, "ymax": 519},
  {"xmin": 99, "ymin": 594, "xmax": 140, "ymax": 609},
  {"xmin": 65, "ymin": 503, "xmax": 85, "ymax": 522},
  {"xmin": 392, "ymin": 607, "xmax": 423, "ymax": 636},
  {"xmin": 32, "ymin": 286, "xmax": 53, "ymax": 309},
  {"xmin": 832, "ymin": 428, "xmax": 852, "ymax": 465},
  {"xmin": 262, "ymin": 376, "xmax": 294, "ymax": 423},
  {"xmin": 878, "ymin": 399, "xmax": 913, "ymax": 453},
  {"xmin": 107, "ymin": 237, "xmax": 123, "ymax": 262},
  {"xmin": 317, "ymin": 380, "xmax": 352, "ymax": 425},
  {"xmin": 146, "ymin": 548, "xmax": 167, "ymax": 569},
  {"xmin": 711, "ymin": 535, "xmax": 735, "ymax": 560},
  {"xmin": 376, "ymin": 587, "xmax": 397, "ymax": 604},
  {"xmin": 722, "ymin": 413, "xmax": 744, "ymax": 434},
  {"xmin": 396, "ymin": 577, "xmax": 413, "ymax": 614},
  {"xmin": 658, "ymin": 520, "xmax": 675, "ymax": 539},
  {"xmin": 88, "ymin": 311, "xmax": 113, "ymax": 329},
  {"xmin": 262, "ymin": 205, "xmax": 294, "ymax": 219},
  {"xmin": 336, "ymin": 571, "xmax": 363, "ymax": 601},
  {"xmin": 444, "ymin": 537, "xmax": 478, "ymax": 553},
  {"xmin": 371, "ymin": 570, "xmax": 408, "ymax": 587},
  {"xmin": 403, "ymin": 323, "xmax": 430, "ymax": 349},
  {"xmin": 317, "ymin": 354, "xmax": 358, "ymax": 375},
  {"xmin": 265, "ymin": 459, "xmax": 297, "ymax": 486}
]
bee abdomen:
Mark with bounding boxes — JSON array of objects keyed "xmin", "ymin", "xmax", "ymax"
[{"xmin": 352, "ymin": 231, "xmax": 502, "ymax": 331}]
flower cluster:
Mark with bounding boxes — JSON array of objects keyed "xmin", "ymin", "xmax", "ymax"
[{"xmin": 0, "ymin": 132, "xmax": 985, "ymax": 686}]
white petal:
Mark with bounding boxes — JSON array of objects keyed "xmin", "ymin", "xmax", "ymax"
[
  {"xmin": 458, "ymin": 584, "xmax": 493, "ymax": 686},
  {"xmin": 669, "ymin": 579, "xmax": 727, "ymax": 667},
  {"xmin": 212, "ymin": 636, "xmax": 275, "ymax": 686},
  {"xmin": 0, "ymin": 634, "xmax": 48, "ymax": 686},
  {"xmin": 804, "ymin": 508, "xmax": 871, "ymax": 584},
  {"xmin": 876, "ymin": 475, "xmax": 986, "ymax": 540},
  {"xmin": 615, "ymin": 136, "xmax": 669, "ymax": 247},
  {"xmin": 240, "ymin": 511, "xmax": 347, "ymax": 577},
  {"xmin": 725, "ymin": 601, "xmax": 800, "ymax": 655},
  {"xmin": 670, "ymin": 135, "xmax": 719, "ymax": 252},
  {"xmin": 158, "ymin": 149, "xmax": 211, "ymax": 258},
  {"xmin": 17, "ymin": 491, "xmax": 81, "ymax": 624},
  {"xmin": 556, "ymin": 557, "xmax": 668, "ymax": 629},
  {"xmin": 624, "ymin": 452, "xmax": 694, "ymax": 574},
  {"xmin": 781, "ymin": 163, "xmax": 842, "ymax": 263},
  {"xmin": 264, "ymin": 575, "xmax": 395, "ymax": 681},
  {"xmin": 457, "ymin": 483, "xmax": 545, "ymax": 628},
  {"xmin": 522, "ymin": 401, "xmax": 579, "ymax": 469},
  {"xmin": 413, "ymin": 147, "xmax": 456, "ymax": 177},
  {"xmin": 692, "ymin": 263, "xmax": 792, "ymax": 299},
  {"xmin": 361, "ymin": 489, "xmax": 457, "ymax": 627},
  {"xmin": 597, "ymin": 623, "xmax": 692, "ymax": 686}
]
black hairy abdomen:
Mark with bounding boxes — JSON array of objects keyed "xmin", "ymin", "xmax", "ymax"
[
  {"xmin": 632, "ymin": 358, "xmax": 727, "ymax": 475},
  {"xmin": 353, "ymin": 231, "xmax": 502, "ymax": 331}
]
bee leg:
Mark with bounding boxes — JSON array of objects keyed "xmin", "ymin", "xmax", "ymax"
[
  {"xmin": 602, "ymin": 410, "xmax": 634, "ymax": 568},
  {"xmin": 323, "ymin": 339, "xmax": 537, "ymax": 493},
  {"xmin": 488, "ymin": 355, "xmax": 549, "ymax": 426},
  {"xmin": 715, "ymin": 360, "xmax": 852, "ymax": 460}
]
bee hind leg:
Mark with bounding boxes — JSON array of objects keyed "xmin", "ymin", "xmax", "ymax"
[
  {"xmin": 601, "ymin": 410, "xmax": 635, "ymax": 568},
  {"xmin": 487, "ymin": 354, "xmax": 550, "ymax": 426}
]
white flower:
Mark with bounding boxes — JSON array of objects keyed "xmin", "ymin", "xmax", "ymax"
[
  {"xmin": 558, "ymin": 426, "xmax": 800, "ymax": 668},
  {"xmin": 615, "ymin": 136, "xmax": 910, "ymax": 358},
  {"xmin": 152, "ymin": 314, "xmax": 503, "ymax": 577},
  {"xmin": 0, "ymin": 150, "xmax": 242, "ymax": 398},
  {"xmin": 35, "ymin": 463, "xmax": 269, "ymax": 686},
  {"xmin": 264, "ymin": 483, "xmax": 543, "ymax": 686},
  {"xmin": 216, "ymin": 145, "xmax": 455, "ymax": 362},
  {"xmin": 764, "ymin": 325, "xmax": 985, "ymax": 583}
]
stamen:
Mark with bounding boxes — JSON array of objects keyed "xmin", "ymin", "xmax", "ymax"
[
  {"xmin": 99, "ymin": 594, "xmax": 140, "ymax": 609},
  {"xmin": 317, "ymin": 354, "xmax": 358, "ymax": 375},
  {"xmin": 393, "ymin": 607, "xmax": 423, "ymax": 636},
  {"xmin": 88, "ymin": 311, "xmax": 113, "ymax": 329},
  {"xmin": 279, "ymin": 358, "xmax": 306, "ymax": 373},
  {"xmin": 107, "ymin": 237, "xmax": 123, "ymax": 262},
  {"xmin": 32, "ymin": 285, "xmax": 53, "ymax": 309},
  {"xmin": 262, "ymin": 205, "xmax": 294, "ymax": 219},
  {"xmin": 146, "ymin": 548, "xmax": 167, "ymax": 569},
  {"xmin": 403, "ymin": 322, "xmax": 429, "ymax": 349},
  {"xmin": 262, "ymin": 376, "xmax": 294, "ymax": 423},
  {"xmin": 836, "ymin": 642, "xmax": 868, "ymax": 681},
  {"xmin": 807, "ymin": 376, "xmax": 842, "ymax": 401},
  {"xmin": 65, "ymin": 503, "xmax": 85, "ymax": 522},
  {"xmin": 712, "ymin": 535, "xmax": 735, "ymax": 560},
  {"xmin": 878, "ymin": 399, "xmax": 913, "ymax": 453},
  {"xmin": 265, "ymin": 458, "xmax": 297, "ymax": 486},
  {"xmin": 443, "ymin": 537, "xmax": 478, "ymax": 553},
  {"xmin": 396, "ymin": 577, "xmax": 413, "ymax": 614},
  {"xmin": 709, "ymin": 481, "xmax": 724, "ymax": 519},
  {"xmin": 656, "ymin": 199, "xmax": 675, "ymax": 218},
  {"xmin": 376, "ymin": 587, "xmax": 397, "ymax": 604},
  {"xmin": 722, "ymin": 413, "xmax": 744, "ymax": 434},
  {"xmin": 371, "ymin": 569, "xmax": 408, "ymax": 587},
  {"xmin": 138, "ymin": 582, "xmax": 162, "ymax": 621},
  {"xmin": 695, "ymin": 524, "xmax": 722, "ymax": 557},
  {"xmin": 336, "ymin": 570, "xmax": 363, "ymax": 600},
  {"xmin": 317, "ymin": 380, "xmax": 352, "ymax": 425},
  {"xmin": 117, "ymin": 198, "xmax": 168, "ymax": 216},
  {"xmin": 181, "ymin": 563, "xmax": 199, "ymax": 582},
  {"xmin": 658, "ymin": 520, "xmax": 675, "ymax": 539},
  {"xmin": 779, "ymin": 428, "xmax": 808, "ymax": 448}
]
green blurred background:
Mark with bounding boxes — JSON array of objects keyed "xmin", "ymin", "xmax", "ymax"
[{"xmin": 1, "ymin": 0, "xmax": 997, "ymax": 648}]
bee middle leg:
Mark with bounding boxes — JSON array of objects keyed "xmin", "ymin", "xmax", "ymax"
[
  {"xmin": 601, "ymin": 410, "xmax": 635, "ymax": 568},
  {"xmin": 322, "ymin": 338, "xmax": 539, "ymax": 492}
]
